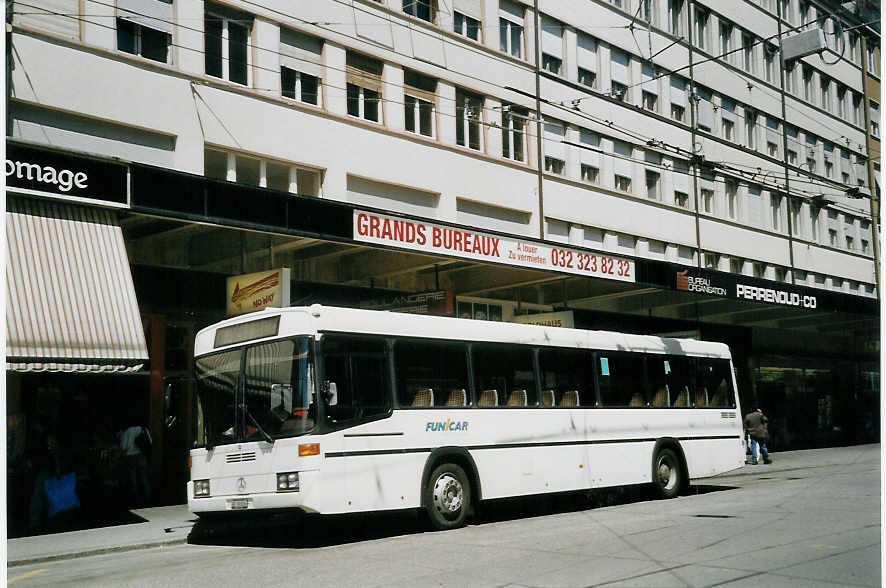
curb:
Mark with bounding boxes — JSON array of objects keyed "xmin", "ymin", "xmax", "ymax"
[{"xmin": 8, "ymin": 537, "xmax": 190, "ymax": 568}]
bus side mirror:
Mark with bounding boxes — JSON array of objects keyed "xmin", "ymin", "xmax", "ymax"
[{"xmin": 324, "ymin": 381, "xmax": 338, "ymax": 407}]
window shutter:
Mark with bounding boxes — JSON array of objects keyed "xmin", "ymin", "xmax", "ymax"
[
  {"xmin": 697, "ymin": 97, "xmax": 714, "ymax": 128},
  {"xmin": 577, "ymin": 34, "xmax": 597, "ymax": 71},
  {"xmin": 541, "ymin": 17, "xmax": 563, "ymax": 59},
  {"xmin": 672, "ymin": 161, "xmax": 689, "ymax": 193},
  {"xmin": 453, "ymin": 0, "xmax": 483, "ymax": 19},
  {"xmin": 670, "ymin": 77, "xmax": 686, "ymax": 106},
  {"xmin": 17, "ymin": 0, "xmax": 80, "ymax": 38},
  {"xmin": 747, "ymin": 186, "xmax": 762, "ymax": 226},
  {"xmin": 613, "ymin": 141, "xmax": 633, "ymax": 177},
  {"xmin": 280, "ymin": 29, "xmax": 324, "ymax": 78},
  {"xmin": 579, "ymin": 130, "xmax": 600, "ymax": 167},
  {"xmin": 610, "ymin": 49, "xmax": 629, "ymax": 83},
  {"xmin": 543, "ymin": 120, "xmax": 566, "ymax": 161},
  {"xmin": 346, "ymin": 52, "xmax": 383, "ymax": 93},
  {"xmin": 499, "ymin": 0, "xmax": 524, "ymax": 24},
  {"xmin": 117, "ymin": 0, "xmax": 174, "ymax": 34},
  {"xmin": 641, "ymin": 63, "xmax": 658, "ymax": 94},
  {"xmin": 404, "ymin": 70, "xmax": 437, "ymax": 104}
]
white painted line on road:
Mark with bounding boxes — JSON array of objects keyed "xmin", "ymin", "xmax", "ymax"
[{"xmin": 8, "ymin": 569, "xmax": 46, "ymax": 584}]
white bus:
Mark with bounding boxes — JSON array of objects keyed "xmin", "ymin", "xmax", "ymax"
[{"xmin": 188, "ymin": 305, "xmax": 745, "ymax": 530}]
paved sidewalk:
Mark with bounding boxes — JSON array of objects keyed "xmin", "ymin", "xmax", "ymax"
[
  {"xmin": 7, "ymin": 504, "xmax": 196, "ymax": 567},
  {"xmin": 6, "ymin": 444, "xmax": 878, "ymax": 567}
]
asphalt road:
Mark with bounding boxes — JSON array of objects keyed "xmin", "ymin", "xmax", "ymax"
[{"xmin": 8, "ymin": 445, "xmax": 881, "ymax": 587}]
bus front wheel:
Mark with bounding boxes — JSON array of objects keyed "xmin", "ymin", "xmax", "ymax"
[
  {"xmin": 424, "ymin": 463, "xmax": 471, "ymax": 531},
  {"xmin": 653, "ymin": 448, "xmax": 682, "ymax": 499}
]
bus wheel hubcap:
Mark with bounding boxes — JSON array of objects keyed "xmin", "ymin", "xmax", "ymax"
[
  {"xmin": 658, "ymin": 458, "xmax": 675, "ymax": 489},
  {"xmin": 433, "ymin": 474, "xmax": 463, "ymax": 515}
]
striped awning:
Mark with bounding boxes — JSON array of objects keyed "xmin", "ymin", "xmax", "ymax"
[{"xmin": 6, "ymin": 195, "xmax": 149, "ymax": 372}]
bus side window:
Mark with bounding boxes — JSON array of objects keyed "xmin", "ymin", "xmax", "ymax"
[
  {"xmin": 698, "ymin": 358, "xmax": 734, "ymax": 408},
  {"xmin": 394, "ymin": 339, "xmax": 468, "ymax": 408},
  {"xmin": 321, "ymin": 335, "xmax": 390, "ymax": 423},
  {"xmin": 472, "ymin": 344, "xmax": 537, "ymax": 407},
  {"xmin": 538, "ymin": 348, "xmax": 594, "ymax": 407},
  {"xmin": 597, "ymin": 353, "xmax": 645, "ymax": 407}
]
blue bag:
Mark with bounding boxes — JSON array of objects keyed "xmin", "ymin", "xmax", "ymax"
[{"xmin": 43, "ymin": 472, "xmax": 80, "ymax": 518}]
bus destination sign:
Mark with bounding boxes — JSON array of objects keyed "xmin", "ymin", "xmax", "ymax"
[{"xmin": 354, "ymin": 210, "xmax": 635, "ymax": 283}]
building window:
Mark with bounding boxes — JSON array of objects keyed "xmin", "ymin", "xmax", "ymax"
[
  {"xmin": 767, "ymin": 142, "xmax": 778, "ymax": 157},
  {"xmin": 671, "ymin": 104, "xmax": 685, "ymax": 122},
  {"xmin": 846, "ymin": 235, "xmax": 854, "ymax": 250},
  {"xmin": 205, "ymin": 148, "xmax": 322, "ymax": 196},
  {"xmin": 866, "ymin": 43, "xmax": 880, "ymax": 77},
  {"xmin": 282, "ymin": 68, "xmax": 320, "ymax": 105},
  {"xmin": 346, "ymin": 53, "xmax": 383, "ymax": 123},
  {"xmin": 788, "ymin": 150, "xmax": 798, "ymax": 166},
  {"xmin": 745, "ymin": 112, "xmax": 757, "ymax": 150},
  {"xmin": 862, "ymin": 239, "xmax": 870, "ymax": 253},
  {"xmin": 545, "ymin": 157, "xmax": 565, "ymax": 175},
  {"xmin": 646, "ymin": 169, "xmax": 661, "ymax": 200},
  {"xmin": 694, "ymin": 7, "xmax": 709, "ymax": 51},
  {"xmin": 784, "ymin": 62, "xmax": 796, "ymax": 94},
  {"xmin": 820, "ymin": 78, "xmax": 831, "ymax": 111},
  {"xmin": 541, "ymin": 16, "xmax": 564, "ymax": 75},
  {"xmin": 742, "ymin": 33, "xmax": 754, "ymax": 72},
  {"xmin": 775, "ymin": 267, "xmax": 787, "ymax": 282},
  {"xmin": 802, "ymin": 66, "xmax": 814, "ymax": 104},
  {"xmin": 871, "ymin": 101, "xmax": 880, "ymax": 138},
  {"xmin": 702, "ymin": 188, "xmax": 714, "ymax": 213},
  {"xmin": 668, "ymin": 0, "xmax": 684, "ymax": 37},
  {"xmin": 723, "ymin": 119, "xmax": 735, "ymax": 142},
  {"xmin": 578, "ymin": 68, "xmax": 597, "ymax": 88},
  {"xmin": 403, "ymin": 0, "xmax": 435, "ymax": 22},
  {"xmin": 542, "ymin": 54, "xmax": 562, "ymax": 75},
  {"xmin": 704, "ymin": 253, "xmax": 719, "ymax": 269},
  {"xmin": 456, "ymin": 89, "xmax": 483, "ymax": 150},
  {"xmin": 499, "ymin": 0, "xmax": 524, "ymax": 59},
  {"xmin": 454, "ymin": 11, "xmax": 481, "ymax": 41},
  {"xmin": 853, "ymin": 93, "xmax": 862, "ymax": 126},
  {"xmin": 799, "ymin": 0, "xmax": 810, "ymax": 24},
  {"xmin": 205, "ymin": 6, "xmax": 251, "ymax": 85},
  {"xmin": 719, "ymin": 21, "xmax": 733, "ymax": 58},
  {"xmin": 806, "ymin": 156, "xmax": 816, "ymax": 174},
  {"xmin": 771, "ymin": 194, "xmax": 782, "ymax": 230},
  {"xmin": 825, "ymin": 160, "xmax": 834, "ymax": 178},
  {"xmin": 674, "ymin": 191, "xmax": 689, "ymax": 208},
  {"xmin": 611, "ymin": 81, "xmax": 628, "ymax": 101},
  {"xmin": 581, "ymin": 164, "xmax": 599, "ymax": 183},
  {"xmin": 640, "ymin": 0, "xmax": 656, "ymax": 24},
  {"xmin": 117, "ymin": 19, "xmax": 171, "ymax": 64},
  {"xmin": 404, "ymin": 71, "xmax": 436, "ymax": 137},
  {"xmin": 829, "ymin": 229, "xmax": 838, "ymax": 246},
  {"xmin": 790, "ymin": 198, "xmax": 802, "ymax": 235},
  {"xmin": 615, "ymin": 174, "xmax": 632, "ymax": 192},
  {"xmin": 642, "ymin": 91, "xmax": 658, "ymax": 112},
  {"xmin": 764, "ymin": 44, "xmax": 776, "ymax": 83},
  {"xmin": 501, "ymin": 105, "xmax": 526, "ymax": 161},
  {"xmin": 753, "ymin": 262, "xmax": 766, "ymax": 278},
  {"xmin": 725, "ymin": 180, "xmax": 737, "ymax": 219},
  {"xmin": 730, "ymin": 258, "xmax": 743, "ymax": 274},
  {"xmin": 837, "ymin": 85, "xmax": 847, "ymax": 119}
]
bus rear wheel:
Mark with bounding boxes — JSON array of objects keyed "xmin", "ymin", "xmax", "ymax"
[
  {"xmin": 424, "ymin": 463, "xmax": 471, "ymax": 531},
  {"xmin": 653, "ymin": 448, "xmax": 682, "ymax": 499}
]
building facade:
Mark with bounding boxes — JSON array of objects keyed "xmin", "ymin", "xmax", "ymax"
[{"xmin": 6, "ymin": 0, "xmax": 880, "ymax": 530}]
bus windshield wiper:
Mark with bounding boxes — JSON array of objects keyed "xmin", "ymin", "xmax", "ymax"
[{"xmin": 244, "ymin": 406, "xmax": 274, "ymax": 444}]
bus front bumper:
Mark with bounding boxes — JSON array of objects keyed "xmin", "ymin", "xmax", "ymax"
[{"xmin": 187, "ymin": 471, "xmax": 319, "ymax": 514}]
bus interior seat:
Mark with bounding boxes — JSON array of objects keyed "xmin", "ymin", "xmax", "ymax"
[
  {"xmin": 560, "ymin": 390, "xmax": 579, "ymax": 407},
  {"xmin": 542, "ymin": 389, "xmax": 555, "ymax": 406},
  {"xmin": 652, "ymin": 387, "xmax": 669, "ymax": 407},
  {"xmin": 412, "ymin": 388, "xmax": 434, "ymax": 407},
  {"xmin": 446, "ymin": 388, "xmax": 467, "ymax": 406},
  {"xmin": 695, "ymin": 389, "xmax": 708, "ymax": 407},
  {"xmin": 709, "ymin": 388, "xmax": 726, "ymax": 406},
  {"xmin": 629, "ymin": 393, "xmax": 645, "ymax": 407},
  {"xmin": 478, "ymin": 389, "xmax": 498, "ymax": 407},
  {"xmin": 507, "ymin": 389, "xmax": 527, "ymax": 406},
  {"xmin": 674, "ymin": 387, "xmax": 689, "ymax": 407}
]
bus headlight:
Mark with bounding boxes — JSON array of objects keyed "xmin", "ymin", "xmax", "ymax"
[
  {"xmin": 194, "ymin": 479, "xmax": 211, "ymax": 497},
  {"xmin": 276, "ymin": 472, "xmax": 300, "ymax": 492}
]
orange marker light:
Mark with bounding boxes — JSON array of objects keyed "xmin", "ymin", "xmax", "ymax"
[
  {"xmin": 298, "ymin": 443, "xmax": 320, "ymax": 457},
  {"xmin": 188, "ymin": 456, "xmax": 192, "ymax": 470}
]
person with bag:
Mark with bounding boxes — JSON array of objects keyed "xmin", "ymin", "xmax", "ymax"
[
  {"xmin": 28, "ymin": 433, "xmax": 81, "ymax": 534},
  {"xmin": 119, "ymin": 423, "xmax": 152, "ymax": 507},
  {"xmin": 743, "ymin": 408, "xmax": 772, "ymax": 465}
]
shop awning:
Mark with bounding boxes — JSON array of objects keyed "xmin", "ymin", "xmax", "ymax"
[{"xmin": 6, "ymin": 196, "xmax": 149, "ymax": 372}]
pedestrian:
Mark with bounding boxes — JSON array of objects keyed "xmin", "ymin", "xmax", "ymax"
[
  {"xmin": 743, "ymin": 408, "xmax": 772, "ymax": 465},
  {"xmin": 118, "ymin": 423, "xmax": 152, "ymax": 507}
]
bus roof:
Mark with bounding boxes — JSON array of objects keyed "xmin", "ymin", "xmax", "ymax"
[{"xmin": 195, "ymin": 305, "xmax": 732, "ymax": 359}]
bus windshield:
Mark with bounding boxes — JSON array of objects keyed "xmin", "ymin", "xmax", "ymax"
[{"xmin": 195, "ymin": 337, "xmax": 315, "ymax": 447}]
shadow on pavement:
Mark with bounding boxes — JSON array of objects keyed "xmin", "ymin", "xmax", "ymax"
[{"xmin": 187, "ymin": 483, "xmax": 738, "ymax": 549}]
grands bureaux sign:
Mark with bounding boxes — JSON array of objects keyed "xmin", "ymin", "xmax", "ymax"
[{"xmin": 5, "ymin": 142, "xmax": 128, "ymax": 205}]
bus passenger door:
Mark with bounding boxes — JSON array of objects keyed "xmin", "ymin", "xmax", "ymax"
[{"xmin": 321, "ymin": 335, "xmax": 392, "ymax": 511}]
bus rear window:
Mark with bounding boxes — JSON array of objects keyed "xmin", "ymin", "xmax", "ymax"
[{"xmin": 697, "ymin": 358, "xmax": 735, "ymax": 407}]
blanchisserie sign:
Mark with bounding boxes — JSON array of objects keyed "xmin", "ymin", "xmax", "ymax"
[
  {"xmin": 675, "ymin": 269, "xmax": 818, "ymax": 309},
  {"xmin": 5, "ymin": 142, "xmax": 128, "ymax": 205},
  {"xmin": 353, "ymin": 210, "xmax": 636, "ymax": 283}
]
